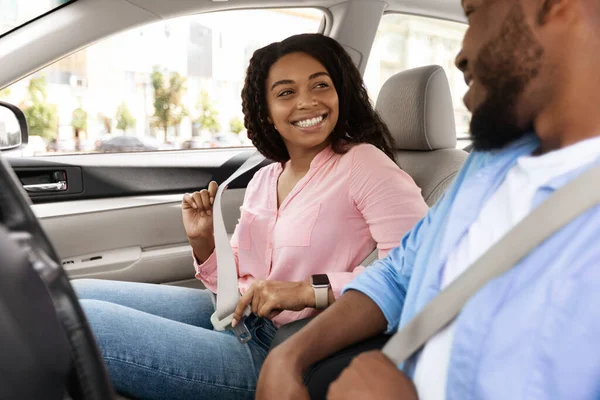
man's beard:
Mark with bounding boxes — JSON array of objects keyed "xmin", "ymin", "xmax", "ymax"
[{"xmin": 469, "ymin": 3, "xmax": 544, "ymax": 151}]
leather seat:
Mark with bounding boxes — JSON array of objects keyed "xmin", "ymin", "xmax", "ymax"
[{"xmin": 271, "ymin": 65, "xmax": 468, "ymax": 399}]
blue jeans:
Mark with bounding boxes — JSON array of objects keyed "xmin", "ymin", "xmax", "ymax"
[{"xmin": 72, "ymin": 279, "xmax": 277, "ymax": 400}]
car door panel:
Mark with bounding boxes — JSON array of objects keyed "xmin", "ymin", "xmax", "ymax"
[
  {"xmin": 31, "ymin": 189, "xmax": 244, "ymax": 284},
  {"xmin": 9, "ymin": 148, "xmax": 259, "ymax": 202},
  {"xmin": 11, "ymin": 149, "xmax": 262, "ymax": 286}
]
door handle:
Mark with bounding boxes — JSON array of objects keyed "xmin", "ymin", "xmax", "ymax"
[{"xmin": 23, "ymin": 181, "xmax": 67, "ymax": 192}]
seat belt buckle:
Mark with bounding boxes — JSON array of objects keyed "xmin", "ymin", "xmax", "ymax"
[
  {"xmin": 231, "ymin": 316, "xmax": 252, "ymax": 344},
  {"xmin": 210, "ymin": 306, "xmax": 252, "ymax": 344}
]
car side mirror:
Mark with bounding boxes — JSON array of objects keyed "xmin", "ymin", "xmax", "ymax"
[{"xmin": 0, "ymin": 101, "xmax": 28, "ymax": 152}]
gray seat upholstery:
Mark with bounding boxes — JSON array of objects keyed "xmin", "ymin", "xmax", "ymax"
[
  {"xmin": 376, "ymin": 64, "xmax": 468, "ymax": 207},
  {"xmin": 222, "ymin": 188, "xmax": 246, "ymax": 234}
]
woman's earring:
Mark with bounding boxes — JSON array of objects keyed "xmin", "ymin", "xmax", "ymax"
[{"xmin": 273, "ymin": 125, "xmax": 278, "ymax": 131}]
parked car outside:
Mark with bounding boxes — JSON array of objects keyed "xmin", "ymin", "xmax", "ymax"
[{"xmin": 95, "ymin": 136, "xmax": 158, "ymax": 153}]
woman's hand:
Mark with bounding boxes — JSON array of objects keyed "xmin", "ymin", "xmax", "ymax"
[
  {"xmin": 182, "ymin": 181, "xmax": 218, "ymax": 263},
  {"xmin": 182, "ymin": 181, "xmax": 218, "ymax": 241},
  {"xmin": 232, "ymin": 280, "xmax": 316, "ymax": 326}
]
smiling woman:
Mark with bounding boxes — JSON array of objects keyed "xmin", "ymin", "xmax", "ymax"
[
  {"xmin": 242, "ymin": 33, "xmax": 396, "ymax": 163},
  {"xmin": 265, "ymin": 53, "xmax": 340, "ymax": 161},
  {"xmin": 70, "ymin": 33, "xmax": 429, "ymax": 400}
]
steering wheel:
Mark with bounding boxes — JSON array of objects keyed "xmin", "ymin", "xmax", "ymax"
[{"xmin": 0, "ymin": 153, "xmax": 115, "ymax": 397}]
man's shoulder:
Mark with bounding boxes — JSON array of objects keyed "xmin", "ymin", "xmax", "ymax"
[{"xmin": 453, "ymin": 134, "xmax": 541, "ymax": 181}]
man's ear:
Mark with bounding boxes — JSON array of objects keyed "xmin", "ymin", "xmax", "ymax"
[{"xmin": 536, "ymin": 0, "xmax": 577, "ymax": 25}]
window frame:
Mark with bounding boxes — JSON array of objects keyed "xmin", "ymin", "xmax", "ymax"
[
  {"xmin": 0, "ymin": 0, "xmax": 78, "ymax": 40},
  {"xmin": 381, "ymin": 11, "xmax": 466, "ymax": 26}
]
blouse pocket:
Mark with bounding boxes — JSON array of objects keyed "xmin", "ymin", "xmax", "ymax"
[
  {"xmin": 275, "ymin": 203, "xmax": 321, "ymax": 248},
  {"xmin": 236, "ymin": 209, "xmax": 256, "ymax": 251}
]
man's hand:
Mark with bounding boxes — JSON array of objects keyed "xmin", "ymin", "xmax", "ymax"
[
  {"xmin": 232, "ymin": 280, "xmax": 315, "ymax": 326},
  {"xmin": 327, "ymin": 351, "xmax": 418, "ymax": 400},
  {"xmin": 256, "ymin": 291, "xmax": 389, "ymax": 400},
  {"xmin": 256, "ymin": 346, "xmax": 310, "ymax": 400}
]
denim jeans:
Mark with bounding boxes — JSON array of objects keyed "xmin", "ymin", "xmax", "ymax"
[{"xmin": 72, "ymin": 279, "xmax": 277, "ymax": 400}]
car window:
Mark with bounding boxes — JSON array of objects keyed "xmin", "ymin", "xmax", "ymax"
[
  {"xmin": 1, "ymin": 8, "xmax": 323, "ymax": 156},
  {"xmin": 0, "ymin": 0, "xmax": 75, "ymax": 37},
  {"xmin": 364, "ymin": 14, "xmax": 469, "ymax": 140}
]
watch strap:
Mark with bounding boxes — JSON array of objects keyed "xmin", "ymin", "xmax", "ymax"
[{"xmin": 314, "ymin": 286, "xmax": 329, "ymax": 310}]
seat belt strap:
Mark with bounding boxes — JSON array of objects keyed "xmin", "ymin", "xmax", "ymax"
[
  {"xmin": 382, "ymin": 165, "xmax": 600, "ymax": 364},
  {"xmin": 210, "ymin": 150, "xmax": 266, "ymax": 343}
]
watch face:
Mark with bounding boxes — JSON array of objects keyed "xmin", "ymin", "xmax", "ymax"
[{"xmin": 312, "ymin": 274, "xmax": 330, "ymax": 286}]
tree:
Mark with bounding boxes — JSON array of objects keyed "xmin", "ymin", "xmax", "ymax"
[
  {"xmin": 115, "ymin": 102, "xmax": 136, "ymax": 133},
  {"xmin": 196, "ymin": 91, "xmax": 220, "ymax": 133},
  {"xmin": 0, "ymin": 87, "xmax": 10, "ymax": 99},
  {"xmin": 71, "ymin": 107, "xmax": 88, "ymax": 137},
  {"xmin": 22, "ymin": 76, "xmax": 58, "ymax": 140},
  {"xmin": 150, "ymin": 66, "xmax": 187, "ymax": 142},
  {"xmin": 229, "ymin": 116, "xmax": 244, "ymax": 134},
  {"xmin": 71, "ymin": 106, "xmax": 87, "ymax": 152}
]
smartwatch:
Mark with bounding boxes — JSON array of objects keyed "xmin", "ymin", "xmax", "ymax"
[{"xmin": 311, "ymin": 274, "xmax": 330, "ymax": 310}]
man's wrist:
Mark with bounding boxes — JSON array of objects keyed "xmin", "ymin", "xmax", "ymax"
[{"xmin": 274, "ymin": 338, "xmax": 311, "ymax": 373}]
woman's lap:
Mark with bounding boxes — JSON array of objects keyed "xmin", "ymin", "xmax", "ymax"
[
  {"xmin": 74, "ymin": 279, "xmax": 276, "ymax": 400},
  {"xmin": 72, "ymin": 278, "xmax": 216, "ymax": 328}
]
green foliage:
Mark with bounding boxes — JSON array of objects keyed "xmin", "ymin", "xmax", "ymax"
[
  {"xmin": 115, "ymin": 102, "xmax": 136, "ymax": 133},
  {"xmin": 151, "ymin": 66, "xmax": 187, "ymax": 142},
  {"xmin": 0, "ymin": 87, "xmax": 10, "ymax": 98},
  {"xmin": 196, "ymin": 91, "xmax": 220, "ymax": 133},
  {"xmin": 229, "ymin": 116, "xmax": 244, "ymax": 134},
  {"xmin": 71, "ymin": 107, "xmax": 88, "ymax": 132},
  {"xmin": 22, "ymin": 76, "xmax": 58, "ymax": 140}
]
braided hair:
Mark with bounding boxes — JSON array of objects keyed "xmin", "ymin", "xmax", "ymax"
[{"xmin": 241, "ymin": 33, "xmax": 395, "ymax": 163}]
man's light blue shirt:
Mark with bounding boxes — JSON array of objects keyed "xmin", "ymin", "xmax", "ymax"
[{"xmin": 344, "ymin": 134, "xmax": 600, "ymax": 399}]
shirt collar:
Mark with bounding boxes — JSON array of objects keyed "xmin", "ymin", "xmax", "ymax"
[
  {"xmin": 309, "ymin": 145, "xmax": 335, "ymax": 170},
  {"xmin": 276, "ymin": 144, "xmax": 335, "ymax": 173}
]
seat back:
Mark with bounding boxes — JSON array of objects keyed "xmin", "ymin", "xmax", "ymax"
[{"xmin": 376, "ymin": 65, "xmax": 468, "ymax": 206}]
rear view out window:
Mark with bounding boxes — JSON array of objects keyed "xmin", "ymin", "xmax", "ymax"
[{"xmin": 364, "ymin": 14, "xmax": 469, "ymax": 140}]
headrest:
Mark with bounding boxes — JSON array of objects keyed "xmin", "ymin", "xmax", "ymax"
[{"xmin": 376, "ymin": 65, "xmax": 457, "ymax": 151}]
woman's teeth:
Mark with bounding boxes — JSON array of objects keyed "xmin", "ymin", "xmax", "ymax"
[{"xmin": 294, "ymin": 115, "xmax": 324, "ymax": 128}]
